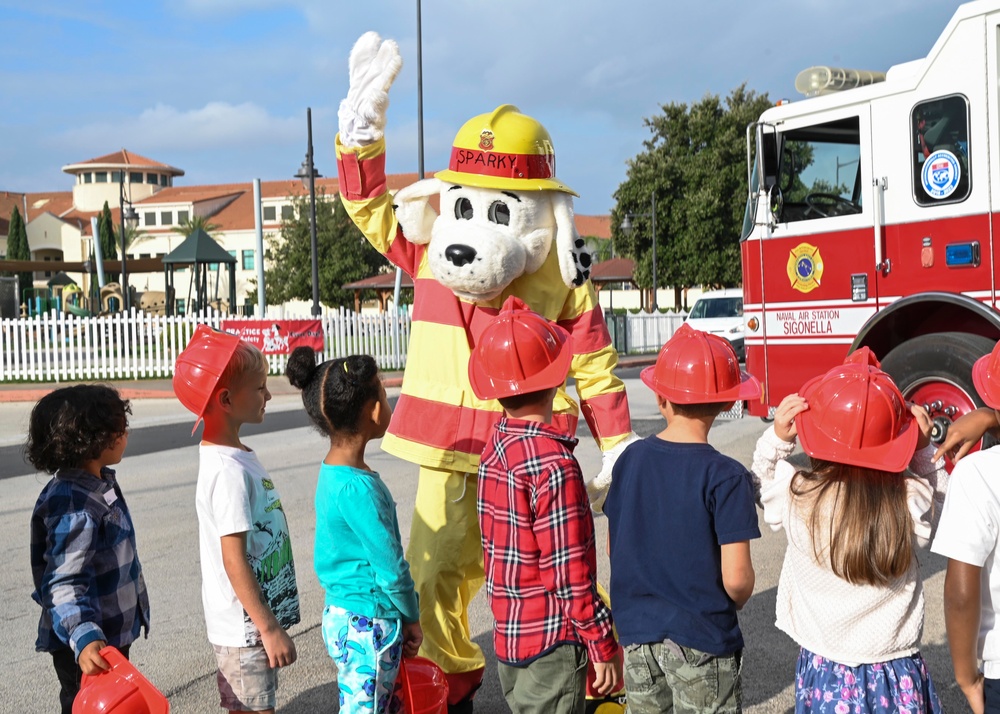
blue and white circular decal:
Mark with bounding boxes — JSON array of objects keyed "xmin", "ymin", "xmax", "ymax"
[{"xmin": 921, "ymin": 149, "xmax": 961, "ymax": 200}]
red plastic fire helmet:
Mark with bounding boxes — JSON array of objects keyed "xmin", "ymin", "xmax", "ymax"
[
  {"xmin": 973, "ymin": 340, "xmax": 1000, "ymax": 409},
  {"xmin": 796, "ymin": 347, "xmax": 917, "ymax": 472},
  {"xmin": 399, "ymin": 656, "xmax": 449, "ymax": 714},
  {"xmin": 640, "ymin": 323, "xmax": 761, "ymax": 404},
  {"xmin": 173, "ymin": 324, "xmax": 242, "ymax": 433},
  {"xmin": 73, "ymin": 646, "xmax": 169, "ymax": 714},
  {"xmin": 468, "ymin": 296, "xmax": 572, "ymax": 400}
]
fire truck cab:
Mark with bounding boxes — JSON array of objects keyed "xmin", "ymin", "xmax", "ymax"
[{"xmin": 742, "ymin": 0, "xmax": 1000, "ymax": 449}]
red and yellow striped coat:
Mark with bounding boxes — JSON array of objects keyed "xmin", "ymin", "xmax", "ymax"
[{"xmin": 337, "ymin": 136, "xmax": 632, "ymax": 473}]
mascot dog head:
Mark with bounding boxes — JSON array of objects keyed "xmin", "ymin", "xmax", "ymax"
[{"xmin": 392, "ymin": 105, "xmax": 592, "ymax": 302}]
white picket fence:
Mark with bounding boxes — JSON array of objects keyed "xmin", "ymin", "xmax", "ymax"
[
  {"xmin": 0, "ymin": 307, "xmax": 411, "ymax": 383},
  {"xmin": 0, "ymin": 307, "xmax": 686, "ymax": 383},
  {"xmin": 621, "ymin": 311, "xmax": 689, "ymax": 353}
]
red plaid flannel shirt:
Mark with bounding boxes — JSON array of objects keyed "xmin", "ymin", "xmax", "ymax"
[{"xmin": 477, "ymin": 417, "xmax": 617, "ymax": 665}]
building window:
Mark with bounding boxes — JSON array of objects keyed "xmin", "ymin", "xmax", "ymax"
[
  {"xmin": 281, "ymin": 205, "xmax": 294, "ymax": 219},
  {"xmin": 176, "ymin": 298, "xmax": 186, "ymax": 315},
  {"xmin": 147, "ymin": 173, "xmax": 159, "ymax": 184},
  {"xmin": 208, "ymin": 262, "xmax": 219, "ymax": 271},
  {"xmin": 177, "ymin": 210, "xmax": 189, "ymax": 224},
  {"xmin": 130, "ymin": 172, "xmax": 143, "ymax": 183},
  {"xmin": 95, "ymin": 172, "xmax": 108, "ymax": 183},
  {"xmin": 263, "ymin": 205, "xmax": 276, "ymax": 221},
  {"xmin": 144, "ymin": 212, "xmax": 156, "ymax": 226},
  {"xmin": 161, "ymin": 211, "xmax": 172, "ymax": 225},
  {"xmin": 912, "ymin": 95, "xmax": 971, "ymax": 206},
  {"xmin": 242, "ymin": 250, "xmax": 254, "ymax": 270},
  {"xmin": 160, "ymin": 175, "xmax": 169, "ymax": 187},
  {"xmin": 83, "ymin": 173, "xmax": 92, "ymax": 184},
  {"xmin": 111, "ymin": 171, "xmax": 122, "ymax": 183}
]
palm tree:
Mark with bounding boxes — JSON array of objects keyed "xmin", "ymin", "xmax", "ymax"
[
  {"xmin": 114, "ymin": 223, "xmax": 147, "ymax": 254},
  {"xmin": 173, "ymin": 215, "xmax": 221, "ymax": 238}
]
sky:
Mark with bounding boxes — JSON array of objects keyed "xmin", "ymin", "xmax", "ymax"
[{"xmin": 0, "ymin": 0, "xmax": 964, "ymax": 216}]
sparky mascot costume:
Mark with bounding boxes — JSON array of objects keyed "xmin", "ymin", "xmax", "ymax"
[{"xmin": 335, "ymin": 32, "xmax": 638, "ymax": 712}]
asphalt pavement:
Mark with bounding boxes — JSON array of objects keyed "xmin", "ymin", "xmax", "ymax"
[{"xmin": 0, "ymin": 365, "xmax": 971, "ymax": 713}]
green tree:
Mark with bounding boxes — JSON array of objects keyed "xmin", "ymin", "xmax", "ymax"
[
  {"xmin": 98, "ymin": 201, "xmax": 118, "ymax": 283},
  {"xmin": 613, "ymin": 84, "xmax": 772, "ymax": 310},
  {"xmin": 6, "ymin": 206, "xmax": 32, "ymax": 298},
  {"xmin": 263, "ymin": 193, "xmax": 389, "ymax": 309}
]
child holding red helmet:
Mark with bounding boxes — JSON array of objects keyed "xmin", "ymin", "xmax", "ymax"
[
  {"xmin": 752, "ymin": 347, "xmax": 946, "ymax": 713},
  {"xmin": 932, "ymin": 339, "xmax": 1000, "ymax": 714},
  {"xmin": 470, "ymin": 296, "xmax": 621, "ymax": 714},
  {"xmin": 604, "ymin": 323, "xmax": 761, "ymax": 714},
  {"xmin": 285, "ymin": 347, "xmax": 422, "ymax": 714}
]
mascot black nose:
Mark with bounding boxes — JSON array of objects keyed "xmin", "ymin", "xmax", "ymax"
[{"xmin": 445, "ymin": 244, "xmax": 477, "ymax": 267}]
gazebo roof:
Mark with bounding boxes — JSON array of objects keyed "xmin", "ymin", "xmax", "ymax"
[
  {"xmin": 162, "ymin": 228, "xmax": 235, "ymax": 264},
  {"xmin": 343, "ymin": 272, "xmax": 415, "ymax": 290},
  {"xmin": 590, "ymin": 257, "xmax": 635, "ymax": 283}
]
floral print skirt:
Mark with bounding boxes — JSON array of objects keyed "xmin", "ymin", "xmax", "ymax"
[{"xmin": 794, "ymin": 648, "xmax": 942, "ymax": 714}]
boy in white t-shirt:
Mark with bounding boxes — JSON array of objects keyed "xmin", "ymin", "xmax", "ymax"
[
  {"xmin": 933, "ymin": 339, "xmax": 1000, "ymax": 714},
  {"xmin": 174, "ymin": 325, "xmax": 300, "ymax": 713}
]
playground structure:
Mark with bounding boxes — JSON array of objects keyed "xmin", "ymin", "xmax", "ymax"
[{"xmin": 21, "ymin": 283, "xmax": 168, "ymax": 318}]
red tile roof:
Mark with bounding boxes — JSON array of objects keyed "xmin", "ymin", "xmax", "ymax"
[
  {"xmin": 62, "ymin": 149, "xmax": 184, "ymax": 175},
  {"xmin": 3, "ymin": 166, "xmax": 612, "ymax": 248},
  {"xmin": 576, "ymin": 214, "xmax": 610, "ymax": 239}
]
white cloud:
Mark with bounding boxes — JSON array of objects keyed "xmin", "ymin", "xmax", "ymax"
[{"xmin": 59, "ymin": 102, "xmax": 300, "ymax": 153}]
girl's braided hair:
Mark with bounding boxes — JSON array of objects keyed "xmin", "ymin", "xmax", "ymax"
[{"xmin": 285, "ymin": 347, "xmax": 380, "ymax": 436}]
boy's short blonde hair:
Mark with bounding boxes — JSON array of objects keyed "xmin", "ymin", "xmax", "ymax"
[{"xmin": 219, "ymin": 340, "xmax": 268, "ymax": 388}]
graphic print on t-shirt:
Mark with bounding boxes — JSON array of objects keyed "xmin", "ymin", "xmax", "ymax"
[{"xmin": 243, "ymin": 475, "xmax": 300, "ymax": 643}]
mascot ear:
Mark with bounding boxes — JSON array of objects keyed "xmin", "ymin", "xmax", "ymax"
[
  {"xmin": 392, "ymin": 178, "xmax": 443, "ymax": 245},
  {"xmin": 552, "ymin": 192, "xmax": 593, "ymax": 288}
]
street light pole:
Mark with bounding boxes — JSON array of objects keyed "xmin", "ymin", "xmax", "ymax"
[
  {"xmin": 118, "ymin": 173, "xmax": 138, "ymax": 311},
  {"xmin": 296, "ymin": 108, "xmax": 322, "ymax": 317},
  {"xmin": 650, "ymin": 192, "xmax": 658, "ymax": 312}
]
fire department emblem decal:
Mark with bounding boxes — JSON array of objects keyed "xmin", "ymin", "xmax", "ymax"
[
  {"xmin": 479, "ymin": 129, "xmax": 494, "ymax": 151},
  {"xmin": 921, "ymin": 149, "xmax": 961, "ymax": 200},
  {"xmin": 787, "ymin": 242, "xmax": 824, "ymax": 293}
]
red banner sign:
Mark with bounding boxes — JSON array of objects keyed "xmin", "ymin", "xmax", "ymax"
[{"xmin": 220, "ymin": 319, "xmax": 324, "ymax": 355}]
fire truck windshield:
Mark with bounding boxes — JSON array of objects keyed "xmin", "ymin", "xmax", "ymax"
[{"xmin": 773, "ymin": 117, "xmax": 862, "ymax": 223}]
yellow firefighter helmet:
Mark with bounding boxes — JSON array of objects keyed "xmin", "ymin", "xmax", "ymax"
[{"xmin": 435, "ymin": 105, "xmax": 577, "ymax": 195}]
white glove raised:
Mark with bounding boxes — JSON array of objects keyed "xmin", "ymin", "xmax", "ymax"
[
  {"xmin": 338, "ymin": 31, "xmax": 403, "ymax": 147},
  {"xmin": 586, "ymin": 431, "xmax": 642, "ymax": 513}
]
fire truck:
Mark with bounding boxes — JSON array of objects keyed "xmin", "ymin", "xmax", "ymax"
[{"xmin": 741, "ymin": 0, "xmax": 1000, "ymax": 449}]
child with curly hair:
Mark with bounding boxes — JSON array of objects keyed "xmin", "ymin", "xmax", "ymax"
[
  {"xmin": 27, "ymin": 384, "xmax": 149, "ymax": 714},
  {"xmin": 286, "ymin": 347, "xmax": 421, "ymax": 714}
]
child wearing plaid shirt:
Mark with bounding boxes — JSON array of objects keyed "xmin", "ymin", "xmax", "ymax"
[
  {"xmin": 470, "ymin": 298, "xmax": 621, "ymax": 714},
  {"xmin": 27, "ymin": 385, "xmax": 150, "ymax": 714}
]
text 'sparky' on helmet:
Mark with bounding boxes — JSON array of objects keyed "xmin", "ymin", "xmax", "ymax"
[{"xmin": 436, "ymin": 105, "xmax": 578, "ymax": 195}]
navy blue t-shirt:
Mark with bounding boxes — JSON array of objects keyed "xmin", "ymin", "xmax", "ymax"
[{"xmin": 604, "ymin": 436, "xmax": 760, "ymax": 655}]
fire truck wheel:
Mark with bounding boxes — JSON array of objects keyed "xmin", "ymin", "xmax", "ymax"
[{"xmin": 880, "ymin": 331, "xmax": 996, "ymax": 454}]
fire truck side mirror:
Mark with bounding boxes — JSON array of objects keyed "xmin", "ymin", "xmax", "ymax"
[
  {"xmin": 768, "ymin": 184, "xmax": 783, "ymax": 221},
  {"xmin": 757, "ymin": 125, "xmax": 779, "ymax": 188}
]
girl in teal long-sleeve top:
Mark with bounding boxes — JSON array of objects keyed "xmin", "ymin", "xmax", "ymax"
[{"xmin": 287, "ymin": 348, "xmax": 422, "ymax": 714}]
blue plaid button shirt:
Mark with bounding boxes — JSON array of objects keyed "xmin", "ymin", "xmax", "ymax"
[{"xmin": 30, "ymin": 467, "xmax": 150, "ymax": 657}]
